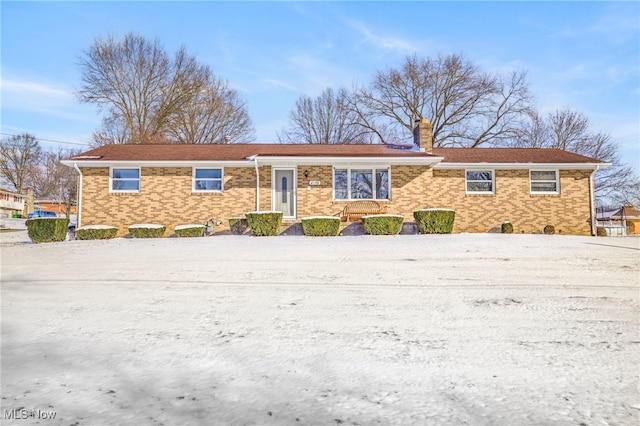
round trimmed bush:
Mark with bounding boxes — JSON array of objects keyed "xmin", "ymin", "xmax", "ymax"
[
  {"xmin": 543, "ymin": 224, "xmax": 555, "ymax": 235},
  {"xmin": 362, "ymin": 214, "xmax": 404, "ymax": 235},
  {"xmin": 229, "ymin": 217, "xmax": 249, "ymax": 235},
  {"xmin": 75, "ymin": 225, "xmax": 118, "ymax": 240},
  {"xmin": 245, "ymin": 211, "xmax": 283, "ymax": 236},
  {"xmin": 174, "ymin": 224, "xmax": 205, "ymax": 237},
  {"xmin": 301, "ymin": 216, "xmax": 341, "ymax": 236},
  {"xmin": 413, "ymin": 208, "xmax": 455, "ymax": 234},
  {"xmin": 128, "ymin": 224, "xmax": 166, "ymax": 238},
  {"xmin": 501, "ymin": 222, "xmax": 514, "ymax": 234},
  {"xmin": 596, "ymin": 227, "xmax": 607, "ymax": 237},
  {"xmin": 26, "ymin": 217, "xmax": 70, "ymax": 243}
]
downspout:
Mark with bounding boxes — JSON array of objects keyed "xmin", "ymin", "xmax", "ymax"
[
  {"xmin": 73, "ymin": 163, "xmax": 83, "ymax": 228},
  {"xmin": 589, "ymin": 165, "xmax": 600, "ymax": 236},
  {"xmin": 247, "ymin": 155, "xmax": 260, "ymax": 211}
]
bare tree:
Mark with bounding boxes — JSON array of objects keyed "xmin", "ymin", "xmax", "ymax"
[
  {"xmin": 168, "ymin": 76, "xmax": 255, "ymax": 144},
  {"xmin": 30, "ymin": 149, "xmax": 75, "ymax": 198},
  {"xmin": 77, "ymin": 32, "xmax": 210, "ymax": 144},
  {"xmin": 510, "ymin": 111, "xmax": 551, "ymax": 148},
  {"xmin": 0, "ymin": 133, "xmax": 41, "ymax": 193},
  {"xmin": 350, "ymin": 54, "xmax": 531, "ymax": 147},
  {"xmin": 29, "ymin": 148, "xmax": 79, "ymax": 217},
  {"xmin": 91, "ymin": 112, "xmax": 131, "ymax": 146},
  {"xmin": 515, "ymin": 108, "xmax": 639, "ymax": 205},
  {"xmin": 279, "ymin": 87, "xmax": 372, "ymax": 144}
]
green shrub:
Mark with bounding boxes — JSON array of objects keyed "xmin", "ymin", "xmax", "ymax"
[
  {"xmin": 26, "ymin": 217, "xmax": 69, "ymax": 243},
  {"xmin": 128, "ymin": 224, "xmax": 166, "ymax": 238},
  {"xmin": 543, "ymin": 225, "xmax": 555, "ymax": 235},
  {"xmin": 301, "ymin": 216, "xmax": 341, "ymax": 236},
  {"xmin": 596, "ymin": 227, "xmax": 607, "ymax": 237},
  {"xmin": 174, "ymin": 224, "xmax": 205, "ymax": 237},
  {"xmin": 501, "ymin": 222, "xmax": 514, "ymax": 234},
  {"xmin": 75, "ymin": 225, "xmax": 118, "ymax": 240},
  {"xmin": 229, "ymin": 217, "xmax": 249, "ymax": 235},
  {"xmin": 413, "ymin": 209, "xmax": 455, "ymax": 234},
  {"xmin": 245, "ymin": 211, "xmax": 283, "ymax": 236},
  {"xmin": 362, "ymin": 214, "xmax": 404, "ymax": 235}
]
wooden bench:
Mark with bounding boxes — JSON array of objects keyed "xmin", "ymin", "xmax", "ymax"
[{"xmin": 342, "ymin": 200, "xmax": 387, "ymax": 222}]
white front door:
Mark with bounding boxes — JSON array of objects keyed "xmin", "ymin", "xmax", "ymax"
[{"xmin": 273, "ymin": 169, "xmax": 295, "ymax": 218}]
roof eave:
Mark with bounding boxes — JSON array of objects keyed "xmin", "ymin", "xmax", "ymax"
[
  {"xmin": 434, "ymin": 162, "xmax": 611, "ymax": 170},
  {"xmin": 61, "ymin": 159, "xmax": 257, "ymax": 168},
  {"xmin": 253, "ymin": 156, "xmax": 443, "ymax": 166},
  {"xmin": 62, "ymin": 156, "xmax": 445, "ymax": 168}
]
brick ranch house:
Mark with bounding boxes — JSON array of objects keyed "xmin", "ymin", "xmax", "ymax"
[{"xmin": 62, "ymin": 120, "xmax": 609, "ymax": 236}]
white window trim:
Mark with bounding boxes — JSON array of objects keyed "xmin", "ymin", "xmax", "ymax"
[
  {"xmin": 465, "ymin": 169, "xmax": 495, "ymax": 194},
  {"xmin": 530, "ymin": 169, "xmax": 560, "ymax": 194},
  {"xmin": 333, "ymin": 166, "xmax": 391, "ymax": 201},
  {"xmin": 192, "ymin": 167, "xmax": 224, "ymax": 192},
  {"xmin": 109, "ymin": 167, "xmax": 141, "ymax": 193}
]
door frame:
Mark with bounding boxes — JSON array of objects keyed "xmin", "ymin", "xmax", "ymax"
[{"xmin": 271, "ymin": 167, "xmax": 297, "ymax": 219}]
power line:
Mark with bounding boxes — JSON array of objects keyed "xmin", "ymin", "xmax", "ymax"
[{"xmin": 0, "ymin": 132, "xmax": 91, "ymax": 147}]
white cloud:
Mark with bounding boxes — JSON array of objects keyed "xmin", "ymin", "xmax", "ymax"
[
  {"xmin": 262, "ymin": 78, "xmax": 298, "ymax": 93},
  {"xmin": 589, "ymin": 5, "xmax": 640, "ymax": 44},
  {"xmin": 0, "ymin": 75, "xmax": 99, "ymax": 136},
  {"xmin": 348, "ymin": 20, "xmax": 416, "ymax": 55},
  {"xmin": 0, "ymin": 76, "xmax": 83, "ymax": 118},
  {"xmin": 2, "ymin": 78, "xmax": 72, "ymax": 100},
  {"xmin": 261, "ymin": 52, "xmax": 355, "ymax": 96},
  {"xmin": 555, "ymin": 64, "xmax": 589, "ymax": 81}
]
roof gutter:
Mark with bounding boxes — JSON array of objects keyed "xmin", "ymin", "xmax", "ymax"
[
  {"xmin": 255, "ymin": 156, "xmax": 443, "ymax": 167},
  {"xmin": 61, "ymin": 159, "xmax": 253, "ymax": 168},
  {"xmin": 434, "ymin": 162, "xmax": 611, "ymax": 170},
  {"xmin": 61, "ymin": 157, "xmax": 443, "ymax": 168}
]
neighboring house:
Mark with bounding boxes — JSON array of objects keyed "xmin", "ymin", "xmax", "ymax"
[
  {"xmin": 0, "ymin": 188, "xmax": 27, "ymax": 218},
  {"xmin": 611, "ymin": 205, "xmax": 640, "ymax": 235},
  {"xmin": 596, "ymin": 207, "xmax": 625, "ymax": 236},
  {"xmin": 596, "ymin": 205, "xmax": 640, "ymax": 236},
  {"xmin": 34, "ymin": 200, "xmax": 77, "ymax": 216},
  {"xmin": 61, "ymin": 120, "xmax": 608, "ymax": 236}
]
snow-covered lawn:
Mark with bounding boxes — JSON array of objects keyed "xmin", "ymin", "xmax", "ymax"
[{"xmin": 1, "ymin": 233, "xmax": 638, "ymax": 425}]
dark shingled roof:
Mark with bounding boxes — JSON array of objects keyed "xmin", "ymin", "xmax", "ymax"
[
  {"xmin": 432, "ymin": 148, "xmax": 604, "ymax": 164},
  {"xmin": 68, "ymin": 143, "xmax": 436, "ymax": 161},
  {"xmin": 67, "ymin": 144, "xmax": 604, "ymax": 164}
]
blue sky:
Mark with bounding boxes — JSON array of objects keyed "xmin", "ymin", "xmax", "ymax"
[{"xmin": 2, "ymin": 1, "xmax": 639, "ymax": 172}]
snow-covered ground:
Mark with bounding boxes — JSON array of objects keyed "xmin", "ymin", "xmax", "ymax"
[{"xmin": 1, "ymin": 232, "xmax": 638, "ymax": 425}]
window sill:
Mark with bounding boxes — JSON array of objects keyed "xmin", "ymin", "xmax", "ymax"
[
  {"xmin": 332, "ymin": 200, "xmax": 390, "ymax": 203},
  {"xmin": 192, "ymin": 191, "xmax": 224, "ymax": 195}
]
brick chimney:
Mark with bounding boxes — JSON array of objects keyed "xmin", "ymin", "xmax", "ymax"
[{"xmin": 413, "ymin": 118, "xmax": 433, "ymax": 153}]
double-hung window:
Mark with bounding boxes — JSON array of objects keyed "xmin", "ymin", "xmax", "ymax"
[
  {"xmin": 465, "ymin": 170, "xmax": 494, "ymax": 194},
  {"xmin": 334, "ymin": 167, "xmax": 390, "ymax": 200},
  {"xmin": 111, "ymin": 168, "xmax": 140, "ymax": 192},
  {"xmin": 193, "ymin": 168, "xmax": 223, "ymax": 192},
  {"xmin": 530, "ymin": 170, "xmax": 559, "ymax": 194}
]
